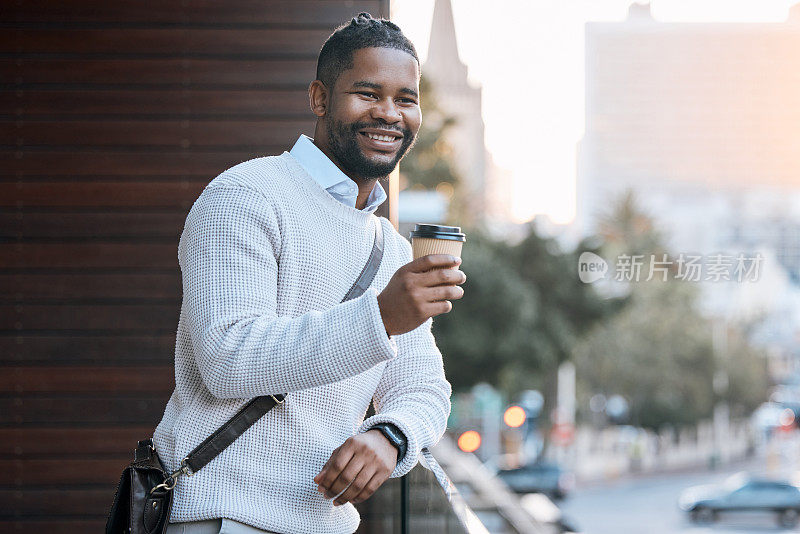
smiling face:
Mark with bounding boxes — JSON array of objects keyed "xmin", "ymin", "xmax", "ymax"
[{"xmin": 313, "ymin": 47, "xmax": 421, "ymax": 181}]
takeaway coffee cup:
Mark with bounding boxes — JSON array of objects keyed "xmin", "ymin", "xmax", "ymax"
[{"xmin": 409, "ymin": 223, "xmax": 466, "ymax": 261}]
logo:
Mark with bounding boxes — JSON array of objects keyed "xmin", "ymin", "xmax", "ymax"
[{"xmin": 578, "ymin": 252, "xmax": 608, "ymax": 283}]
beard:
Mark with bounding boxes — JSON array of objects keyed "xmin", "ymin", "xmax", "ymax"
[{"xmin": 325, "ymin": 117, "xmax": 416, "ymax": 181}]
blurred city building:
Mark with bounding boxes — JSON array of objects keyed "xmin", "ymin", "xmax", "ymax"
[
  {"xmin": 577, "ymin": 1, "xmax": 800, "ymax": 380},
  {"xmin": 419, "ymin": 0, "xmax": 515, "ymax": 231}
]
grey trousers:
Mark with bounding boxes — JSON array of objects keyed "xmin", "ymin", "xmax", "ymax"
[{"xmin": 166, "ymin": 518, "xmax": 280, "ymax": 534}]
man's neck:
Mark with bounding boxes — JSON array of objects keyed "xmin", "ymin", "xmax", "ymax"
[
  {"xmin": 354, "ymin": 178, "xmax": 379, "ymax": 211},
  {"xmin": 312, "ymin": 138, "xmax": 383, "ymax": 211}
]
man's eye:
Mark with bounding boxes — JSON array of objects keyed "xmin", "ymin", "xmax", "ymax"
[
  {"xmin": 357, "ymin": 91, "xmax": 377, "ymax": 98},
  {"xmin": 398, "ymin": 98, "xmax": 417, "ymax": 105}
]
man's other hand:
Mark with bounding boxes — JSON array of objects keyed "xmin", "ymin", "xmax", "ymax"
[
  {"xmin": 314, "ymin": 430, "xmax": 398, "ymax": 506},
  {"xmin": 377, "ymin": 254, "xmax": 466, "ymax": 336}
]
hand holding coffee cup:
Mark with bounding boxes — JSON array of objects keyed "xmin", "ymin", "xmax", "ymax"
[{"xmin": 377, "ymin": 224, "xmax": 467, "ymax": 337}]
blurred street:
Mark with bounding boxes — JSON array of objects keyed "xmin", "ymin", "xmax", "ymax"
[{"xmin": 560, "ymin": 460, "xmax": 796, "ymax": 534}]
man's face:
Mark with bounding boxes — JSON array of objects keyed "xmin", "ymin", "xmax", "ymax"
[{"xmin": 324, "ymin": 47, "xmax": 421, "ymax": 181}]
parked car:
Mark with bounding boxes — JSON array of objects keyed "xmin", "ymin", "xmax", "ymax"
[
  {"xmin": 678, "ymin": 472, "xmax": 800, "ymax": 528},
  {"xmin": 496, "ymin": 462, "xmax": 575, "ymax": 500}
]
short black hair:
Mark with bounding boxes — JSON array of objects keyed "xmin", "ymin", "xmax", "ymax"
[{"xmin": 316, "ymin": 12, "xmax": 419, "ymax": 90}]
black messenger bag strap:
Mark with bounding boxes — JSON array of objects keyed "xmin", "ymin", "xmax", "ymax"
[{"xmin": 178, "ymin": 218, "xmax": 385, "ymax": 476}]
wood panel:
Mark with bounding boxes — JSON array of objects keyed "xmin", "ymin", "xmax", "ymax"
[
  {"xmin": 0, "ymin": 182, "xmax": 208, "ymax": 206},
  {"xmin": 0, "ymin": 56, "xmax": 316, "ymax": 88},
  {"xmin": 7, "ymin": 119, "xmax": 311, "ymax": 148},
  {"xmin": 0, "ymin": 396, "xmax": 170, "ymax": 425},
  {"xmin": 3, "ymin": 0, "xmax": 392, "ymax": 527},
  {"xmin": 1, "ymin": 58, "xmax": 317, "ymax": 89},
  {"xmin": 0, "ymin": 335, "xmax": 176, "ymax": 365},
  {"xmin": 0, "ymin": 89, "xmax": 311, "ymax": 116},
  {"xmin": 2, "ymin": 28, "xmax": 333, "ymax": 57},
  {"xmin": 0, "ymin": 521, "xmax": 107, "ymax": 533},
  {"xmin": 11, "ymin": 0, "xmax": 382, "ymax": 26},
  {"xmin": 0, "ymin": 459, "xmax": 129, "ymax": 485},
  {"xmin": 0, "ymin": 367, "xmax": 174, "ymax": 393},
  {"xmin": 0, "ymin": 426, "xmax": 155, "ymax": 455},
  {"xmin": 0, "ymin": 212, "xmax": 186, "ymax": 239},
  {"xmin": 0, "ymin": 304, "xmax": 179, "ymax": 330},
  {"xmin": 0, "ymin": 244, "xmax": 176, "ymax": 269},
  {"xmin": 0, "ymin": 151, "xmax": 278, "ymax": 177},
  {"xmin": 0, "ymin": 489, "xmax": 114, "ymax": 516},
  {"xmin": 0, "ymin": 273, "xmax": 181, "ymax": 300}
]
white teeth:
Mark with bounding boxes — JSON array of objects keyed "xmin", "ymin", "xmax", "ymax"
[{"xmin": 366, "ymin": 133, "xmax": 396, "ymax": 142}]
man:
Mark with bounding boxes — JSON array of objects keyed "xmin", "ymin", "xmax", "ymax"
[{"xmin": 154, "ymin": 12, "xmax": 465, "ymax": 534}]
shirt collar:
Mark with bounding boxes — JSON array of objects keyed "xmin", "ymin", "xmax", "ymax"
[{"xmin": 289, "ymin": 134, "xmax": 386, "ymax": 213}]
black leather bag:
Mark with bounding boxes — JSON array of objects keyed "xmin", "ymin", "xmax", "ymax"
[
  {"xmin": 106, "ymin": 220, "xmax": 384, "ymax": 534},
  {"xmin": 105, "ymin": 438, "xmax": 174, "ymax": 534}
]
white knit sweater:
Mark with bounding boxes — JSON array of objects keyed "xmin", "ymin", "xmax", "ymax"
[{"xmin": 152, "ymin": 152, "xmax": 452, "ymax": 534}]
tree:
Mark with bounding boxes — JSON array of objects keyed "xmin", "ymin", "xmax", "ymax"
[
  {"xmin": 721, "ymin": 328, "xmax": 771, "ymax": 418},
  {"xmin": 503, "ymin": 225, "xmax": 619, "ymax": 427},
  {"xmin": 431, "ymin": 231, "xmax": 538, "ymax": 389},
  {"xmin": 573, "ymin": 277, "xmax": 717, "ymax": 429},
  {"xmin": 597, "ymin": 188, "xmax": 665, "ymax": 258},
  {"xmin": 573, "ymin": 191, "xmax": 769, "ymax": 429},
  {"xmin": 431, "ymin": 223, "xmax": 614, "ymax": 398}
]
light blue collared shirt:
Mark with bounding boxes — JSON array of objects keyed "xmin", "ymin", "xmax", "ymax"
[{"xmin": 289, "ymin": 134, "xmax": 387, "ymax": 214}]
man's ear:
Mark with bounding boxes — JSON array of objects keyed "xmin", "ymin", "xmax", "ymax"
[{"xmin": 309, "ymin": 80, "xmax": 329, "ymax": 118}]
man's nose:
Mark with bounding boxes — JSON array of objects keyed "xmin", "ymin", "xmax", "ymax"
[{"xmin": 371, "ymin": 97, "xmax": 401, "ymax": 123}]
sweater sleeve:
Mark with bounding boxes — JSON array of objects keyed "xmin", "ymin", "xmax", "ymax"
[
  {"xmin": 357, "ymin": 241, "xmax": 452, "ymax": 478},
  {"xmin": 358, "ymin": 317, "xmax": 452, "ymax": 478},
  {"xmin": 180, "ymin": 184, "xmax": 398, "ymax": 399}
]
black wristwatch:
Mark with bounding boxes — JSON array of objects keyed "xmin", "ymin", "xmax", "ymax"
[{"xmin": 370, "ymin": 422, "xmax": 407, "ymax": 464}]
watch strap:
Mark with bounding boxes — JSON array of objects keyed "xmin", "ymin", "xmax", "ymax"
[{"xmin": 370, "ymin": 422, "xmax": 407, "ymax": 464}]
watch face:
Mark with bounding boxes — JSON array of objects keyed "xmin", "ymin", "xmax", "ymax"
[
  {"xmin": 383, "ymin": 427, "xmax": 402, "ymax": 445},
  {"xmin": 374, "ymin": 424, "xmax": 406, "ymax": 462}
]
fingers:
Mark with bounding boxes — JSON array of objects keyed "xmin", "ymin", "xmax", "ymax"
[
  {"xmin": 420, "ymin": 267, "xmax": 467, "ymax": 287},
  {"xmin": 314, "ymin": 446, "xmax": 356, "ymax": 498},
  {"xmin": 414, "ymin": 286, "xmax": 461, "ymax": 319},
  {"xmin": 351, "ymin": 471, "xmax": 388, "ymax": 504},
  {"xmin": 326, "ymin": 457, "xmax": 365, "ymax": 501},
  {"xmin": 432, "ymin": 285, "xmax": 464, "ymax": 301},
  {"xmin": 333, "ymin": 466, "xmax": 375, "ymax": 506},
  {"xmin": 407, "ymin": 254, "xmax": 461, "ymax": 273},
  {"xmin": 314, "ymin": 433, "xmax": 396, "ymax": 507},
  {"xmin": 421, "ymin": 285, "xmax": 463, "ymax": 308},
  {"xmin": 430, "ymin": 300, "xmax": 452, "ymax": 316}
]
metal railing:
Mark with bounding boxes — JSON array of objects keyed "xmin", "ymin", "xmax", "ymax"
[
  {"xmin": 355, "ymin": 463, "xmax": 487, "ymax": 534},
  {"xmin": 354, "ymin": 436, "xmax": 562, "ymax": 534}
]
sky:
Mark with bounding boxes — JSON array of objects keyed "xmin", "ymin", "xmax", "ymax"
[{"xmin": 391, "ymin": 0, "xmax": 800, "ymax": 224}]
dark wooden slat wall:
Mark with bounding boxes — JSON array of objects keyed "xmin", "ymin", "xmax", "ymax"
[{"xmin": 2, "ymin": 1, "xmax": 391, "ymax": 531}]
